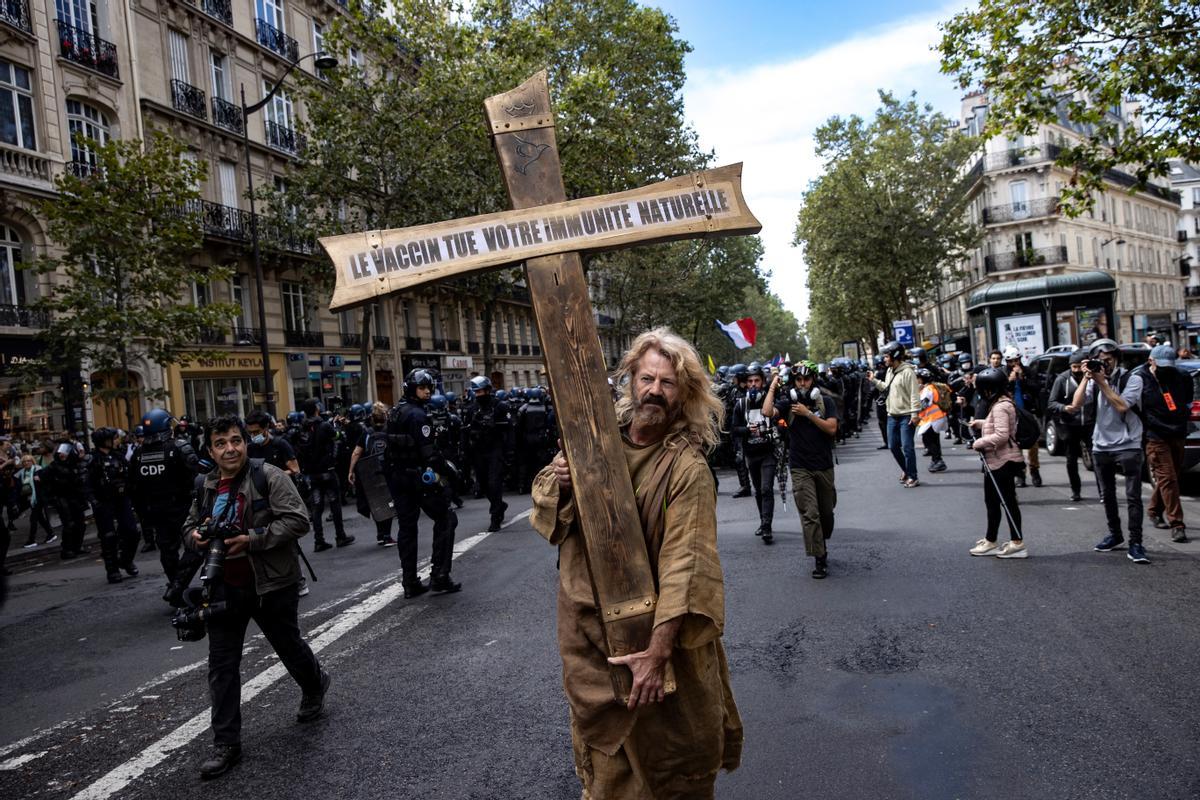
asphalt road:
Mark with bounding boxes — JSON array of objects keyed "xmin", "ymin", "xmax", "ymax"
[{"xmin": 2, "ymin": 429, "xmax": 1199, "ymax": 799}]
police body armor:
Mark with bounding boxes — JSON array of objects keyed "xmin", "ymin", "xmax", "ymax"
[{"xmin": 130, "ymin": 437, "xmax": 197, "ymax": 513}]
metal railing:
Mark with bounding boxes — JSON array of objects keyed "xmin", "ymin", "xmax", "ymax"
[
  {"xmin": 1180, "ymin": 230, "xmax": 1190, "ymax": 243},
  {"xmin": 212, "ymin": 96, "xmax": 243, "ymax": 134},
  {"xmin": 196, "ymin": 200, "xmax": 253, "ymax": 240},
  {"xmin": 340, "ymin": 332, "xmax": 362, "ymax": 348},
  {"xmin": 66, "ymin": 159, "xmax": 98, "ymax": 178},
  {"xmin": 985, "ymin": 143, "xmax": 1061, "ymax": 172},
  {"xmin": 405, "ymin": 336, "xmax": 422, "ymax": 350},
  {"xmin": 196, "ymin": 327, "xmax": 226, "ymax": 345},
  {"xmin": 467, "ymin": 341, "xmax": 480, "ymax": 354},
  {"xmin": 982, "ymin": 196, "xmax": 1060, "ymax": 224},
  {"xmin": 170, "ymin": 79, "xmax": 206, "ymax": 120},
  {"xmin": 432, "ymin": 338, "xmax": 446, "ymax": 350},
  {"xmin": 984, "ymin": 246, "xmax": 1069, "ymax": 273},
  {"xmin": 1185, "ymin": 286, "xmax": 1200, "ymax": 298},
  {"xmin": 232, "ymin": 326, "xmax": 263, "ymax": 345},
  {"xmin": 372, "ymin": 335, "xmax": 390, "ymax": 349},
  {"xmin": 56, "ymin": 19, "xmax": 119, "ymax": 79},
  {"xmin": 285, "ymin": 329, "xmax": 323, "ymax": 347},
  {"xmin": 201, "ymin": 0, "xmax": 232, "ymax": 25},
  {"xmin": 265, "ymin": 119, "xmax": 306, "ymax": 155},
  {"xmin": 445, "ymin": 339, "xmax": 460, "ymax": 351},
  {"xmin": 0, "ymin": 304, "xmax": 48, "ymax": 327},
  {"xmin": 255, "ymin": 18, "xmax": 299, "ymax": 61},
  {"xmin": 0, "ymin": 0, "xmax": 31, "ymax": 33},
  {"xmin": 1103, "ymin": 167, "xmax": 1180, "ymax": 204}
]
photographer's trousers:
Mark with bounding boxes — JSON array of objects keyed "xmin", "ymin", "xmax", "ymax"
[{"xmin": 745, "ymin": 448, "xmax": 776, "ymax": 527}]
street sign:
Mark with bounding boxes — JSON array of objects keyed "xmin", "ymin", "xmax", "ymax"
[{"xmin": 892, "ymin": 320, "xmax": 914, "ymax": 346}]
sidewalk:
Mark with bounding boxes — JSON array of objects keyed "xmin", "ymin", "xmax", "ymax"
[{"xmin": 2, "ymin": 515, "xmax": 105, "ymax": 570}]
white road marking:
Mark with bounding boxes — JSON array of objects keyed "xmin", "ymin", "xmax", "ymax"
[
  {"xmin": 485, "ymin": 639, "xmax": 498, "ymax": 647},
  {"xmin": 0, "ymin": 751, "xmax": 47, "ymax": 770},
  {"xmin": 69, "ymin": 511, "xmax": 530, "ymax": 800}
]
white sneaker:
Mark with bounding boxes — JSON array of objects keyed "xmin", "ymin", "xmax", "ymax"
[
  {"xmin": 298, "ymin": 577, "xmax": 310, "ymax": 597},
  {"xmin": 22, "ymin": 542, "xmax": 37, "ymax": 549},
  {"xmin": 995, "ymin": 540, "xmax": 1028, "ymax": 559},
  {"xmin": 969, "ymin": 538, "xmax": 1000, "ymax": 556}
]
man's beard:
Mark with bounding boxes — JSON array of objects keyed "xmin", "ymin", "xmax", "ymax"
[{"xmin": 633, "ymin": 393, "xmax": 675, "ymax": 426}]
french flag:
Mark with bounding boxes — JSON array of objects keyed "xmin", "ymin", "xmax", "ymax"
[{"xmin": 716, "ymin": 318, "xmax": 756, "ymax": 350}]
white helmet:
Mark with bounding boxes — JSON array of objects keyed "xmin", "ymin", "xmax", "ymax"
[{"xmin": 1002, "ymin": 346, "xmax": 1021, "ymax": 361}]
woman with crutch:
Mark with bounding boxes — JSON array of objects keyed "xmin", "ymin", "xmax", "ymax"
[{"xmin": 967, "ymin": 368, "xmax": 1028, "ymax": 558}]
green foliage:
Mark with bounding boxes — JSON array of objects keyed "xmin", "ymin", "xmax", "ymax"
[
  {"xmin": 939, "ymin": 0, "xmax": 1200, "ymax": 212},
  {"xmin": 28, "ymin": 135, "xmax": 238, "ymax": 425},
  {"xmin": 795, "ymin": 92, "xmax": 981, "ymax": 359}
]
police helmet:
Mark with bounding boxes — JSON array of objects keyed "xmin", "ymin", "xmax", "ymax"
[
  {"xmin": 527, "ymin": 387, "xmax": 545, "ymax": 403},
  {"xmin": 91, "ymin": 427, "xmax": 117, "ymax": 448},
  {"xmin": 133, "ymin": 425, "xmax": 145, "ymax": 438},
  {"xmin": 470, "ymin": 375, "xmax": 492, "ymax": 393},
  {"xmin": 495, "ymin": 389, "xmax": 508, "ymax": 402},
  {"xmin": 403, "ymin": 368, "xmax": 437, "ymax": 400},
  {"xmin": 975, "ymin": 367, "xmax": 1008, "ymax": 397},
  {"xmin": 286, "ymin": 411, "xmax": 304, "ymax": 426},
  {"xmin": 348, "ymin": 403, "xmax": 367, "ymax": 421},
  {"xmin": 916, "ymin": 368, "xmax": 933, "ymax": 382},
  {"xmin": 428, "ymin": 393, "xmax": 448, "ymax": 410},
  {"xmin": 141, "ymin": 408, "xmax": 176, "ymax": 436},
  {"xmin": 1087, "ymin": 338, "xmax": 1120, "ymax": 357},
  {"xmin": 881, "ymin": 341, "xmax": 905, "ymax": 360},
  {"xmin": 717, "ymin": 365, "xmax": 729, "ymax": 379},
  {"xmin": 747, "ymin": 361, "xmax": 762, "ymax": 377},
  {"xmin": 444, "ymin": 390, "xmax": 458, "ymax": 404},
  {"xmin": 728, "ymin": 364, "xmax": 749, "ymax": 379},
  {"xmin": 909, "ymin": 346, "xmax": 928, "ymax": 363}
]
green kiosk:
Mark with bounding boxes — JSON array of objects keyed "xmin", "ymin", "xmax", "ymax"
[{"xmin": 966, "ymin": 270, "xmax": 1117, "ymax": 364}]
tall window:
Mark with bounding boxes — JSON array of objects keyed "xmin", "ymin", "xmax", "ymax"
[
  {"xmin": 0, "ymin": 61, "xmax": 36, "ymax": 151},
  {"xmin": 55, "ymin": 0, "xmax": 97, "ymax": 34},
  {"xmin": 0, "ymin": 225, "xmax": 25, "ymax": 307},
  {"xmin": 338, "ymin": 309, "xmax": 355, "ymax": 334},
  {"xmin": 1009, "ymin": 181, "xmax": 1028, "ymax": 218},
  {"xmin": 256, "ymin": 0, "xmax": 284, "ymax": 30},
  {"xmin": 218, "ymin": 160, "xmax": 238, "ymax": 208},
  {"xmin": 401, "ymin": 300, "xmax": 416, "ymax": 337},
  {"xmin": 372, "ymin": 302, "xmax": 385, "ymax": 338},
  {"xmin": 66, "ymin": 99, "xmax": 110, "ymax": 169},
  {"xmin": 312, "ymin": 21, "xmax": 325, "ymax": 73},
  {"xmin": 430, "ymin": 303, "xmax": 443, "ymax": 340},
  {"xmin": 264, "ymin": 85, "xmax": 293, "ymax": 133},
  {"xmin": 349, "ymin": 47, "xmax": 363, "ymax": 69},
  {"xmin": 230, "ymin": 274, "xmax": 250, "ymax": 328},
  {"xmin": 168, "ymin": 29, "xmax": 189, "ymax": 83},
  {"xmin": 282, "ymin": 281, "xmax": 308, "ymax": 331},
  {"xmin": 1015, "ymin": 232, "xmax": 1033, "ymax": 253},
  {"xmin": 192, "ymin": 281, "xmax": 210, "ymax": 307},
  {"xmin": 210, "ymin": 51, "xmax": 230, "ymax": 100}
]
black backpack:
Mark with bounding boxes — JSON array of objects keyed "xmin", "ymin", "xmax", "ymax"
[{"xmin": 1013, "ymin": 405, "xmax": 1041, "ymax": 450}]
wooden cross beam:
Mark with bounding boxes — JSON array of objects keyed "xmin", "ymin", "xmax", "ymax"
[{"xmin": 320, "ymin": 71, "xmax": 759, "ymax": 701}]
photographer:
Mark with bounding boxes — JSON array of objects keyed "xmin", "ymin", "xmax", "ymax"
[
  {"xmin": 732, "ymin": 363, "xmax": 779, "ymax": 542},
  {"xmin": 763, "ymin": 362, "xmax": 838, "ymax": 579},
  {"xmin": 1046, "ymin": 351, "xmax": 1089, "ymax": 501},
  {"xmin": 183, "ymin": 416, "xmax": 329, "ymax": 779}
]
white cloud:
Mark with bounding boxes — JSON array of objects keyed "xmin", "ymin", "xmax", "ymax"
[{"xmin": 682, "ymin": 8, "xmax": 964, "ymax": 323}]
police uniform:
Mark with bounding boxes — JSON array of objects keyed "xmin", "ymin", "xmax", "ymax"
[
  {"xmin": 294, "ymin": 415, "xmax": 352, "ymax": 550},
  {"xmin": 515, "ymin": 396, "xmax": 556, "ymax": 493},
  {"xmin": 86, "ymin": 440, "xmax": 141, "ymax": 581},
  {"xmin": 129, "ymin": 431, "xmax": 198, "ymax": 588},
  {"xmin": 732, "ymin": 388, "xmax": 779, "ymax": 539},
  {"xmin": 463, "ymin": 395, "xmax": 513, "ymax": 529},
  {"xmin": 386, "ymin": 399, "xmax": 459, "ymax": 596}
]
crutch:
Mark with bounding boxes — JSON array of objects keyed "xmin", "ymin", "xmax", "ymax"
[{"xmin": 966, "ymin": 433, "xmax": 1024, "ymax": 540}]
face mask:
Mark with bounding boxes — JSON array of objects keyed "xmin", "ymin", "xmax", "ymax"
[{"xmin": 250, "ymin": 434, "xmax": 266, "ymax": 445}]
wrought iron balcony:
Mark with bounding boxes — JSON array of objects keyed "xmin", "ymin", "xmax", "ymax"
[
  {"xmin": 0, "ymin": 0, "xmax": 31, "ymax": 34},
  {"xmin": 0, "ymin": 304, "xmax": 48, "ymax": 327},
  {"xmin": 212, "ymin": 96, "xmax": 243, "ymax": 134},
  {"xmin": 170, "ymin": 79, "xmax": 206, "ymax": 120},
  {"xmin": 984, "ymin": 143, "xmax": 1061, "ymax": 172},
  {"xmin": 521, "ymin": 344, "xmax": 531, "ymax": 356},
  {"xmin": 1103, "ymin": 167, "xmax": 1180, "ymax": 204},
  {"xmin": 984, "ymin": 246, "xmax": 1069, "ymax": 273},
  {"xmin": 405, "ymin": 336, "xmax": 422, "ymax": 350},
  {"xmin": 982, "ymin": 196, "xmax": 1060, "ymax": 224},
  {"xmin": 1185, "ymin": 286, "xmax": 1200, "ymax": 298},
  {"xmin": 373, "ymin": 335, "xmax": 390, "ymax": 349},
  {"xmin": 196, "ymin": 327, "xmax": 226, "ymax": 345},
  {"xmin": 265, "ymin": 119, "xmax": 306, "ymax": 155},
  {"xmin": 195, "ymin": 200, "xmax": 252, "ymax": 240},
  {"xmin": 285, "ymin": 329, "xmax": 324, "ymax": 347},
  {"xmin": 201, "ymin": 0, "xmax": 232, "ymax": 25},
  {"xmin": 56, "ymin": 20, "xmax": 119, "ymax": 79},
  {"xmin": 255, "ymin": 18, "xmax": 299, "ymax": 61},
  {"xmin": 341, "ymin": 332, "xmax": 362, "ymax": 348},
  {"xmin": 1180, "ymin": 230, "xmax": 1190, "ymax": 243},
  {"xmin": 66, "ymin": 159, "xmax": 98, "ymax": 178},
  {"xmin": 445, "ymin": 339, "xmax": 461, "ymax": 351},
  {"xmin": 432, "ymin": 338, "xmax": 446, "ymax": 350},
  {"xmin": 232, "ymin": 326, "xmax": 263, "ymax": 346},
  {"xmin": 467, "ymin": 341, "xmax": 480, "ymax": 354}
]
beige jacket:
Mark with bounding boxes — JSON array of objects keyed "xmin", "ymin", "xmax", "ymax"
[{"xmin": 874, "ymin": 361, "xmax": 921, "ymax": 416}]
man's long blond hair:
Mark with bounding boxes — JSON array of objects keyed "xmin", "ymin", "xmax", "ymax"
[{"xmin": 613, "ymin": 327, "xmax": 724, "ymax": 451}]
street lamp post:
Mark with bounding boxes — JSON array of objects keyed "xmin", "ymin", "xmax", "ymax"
[{"xmin": 240, "ymin": 51, "xmax": 337, "ymax": 419}]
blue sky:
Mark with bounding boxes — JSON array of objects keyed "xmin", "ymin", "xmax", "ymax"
[{"xmin": 651, "ymin": 0, "xmax": 972, "ymax": 321}]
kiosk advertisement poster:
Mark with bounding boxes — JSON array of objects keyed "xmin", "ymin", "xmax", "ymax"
[
  {"xmin": 996, "ymin": 313, "xmax": 1045, "ymax": 362},
  {"xmin": 973, "ymin": 325, "xmax": 987, "ymax": 364},
  {"xmin": 1076, "ymin": 308, "xmax": 1109, "ymax": 347},
  {"xmin": 1055, "ymin": 310, "xmax": 1077, "ymax": 347}
]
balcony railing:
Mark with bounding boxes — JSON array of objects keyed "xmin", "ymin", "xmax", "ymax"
[
  {"xmin": 285, "ymin": 329, "xmax": 323, "ymax": 347},
  {"xmin": 66, "ymin": 159, "xmax": 98, "ymax": 178},
  {"xmin": 265, "ymin": 119, "xmax": 306, "ymax": 155},
  {"xmin": 467, "ymin": 341, "xmax": 480, "ymax": 354},
  {"xmin": 982, "ymin": 196, "xmax": 1060, "ymax": 224},
  {"xmin": 232, "ymin": 326, "xmax": 263, "ymax": 346},
  {"xmin": 532, "ymin": 344, "xmax": 541, "ymax": 356},
  {"xmin": 200, "ymin": 0, "xmax": 232, "ymax": 25},
  {"xmin": 195, "ymin": 200, "xmax": 252, "ymax": 240},
  {"xmin": 212, "ymin": 96, "xmax": 243, "ymax": 134},
  {"xmin": 432, "ymin": 338, "xmax": 446, "ymax": 350},
  {"xmin": 405, "ymin": 336, "xmax": 422, "ymax": 350},
  {"xmin": 0, "ymin": 304, "xmax": 48, "ymax": 327},
  {"xmin": 1180, "ymin": 230, "xmax": 1190, "ymax": 243},
  {"xmin": 984, "ymin": 246, "xmax": 1069, "ymax": 273},
  {"xmin": 0, "ymin": 0, "xmax": 31, "ymax": 34},
  {"xmin": 196, "ymin": 327, "xmax": 226, "ymax": 345},
  {"xmin": 1185, "ymin": 286, "xmax": 1200, "ymax": 298},
  {"xmin": 255, "ymin": 18, "xmax": 299, "ymax": 61},
  {"xmin": 445, "ymin": 339, "xmax": 460, "ymax": 351},
  {"xmin": 170, "ymin": 79, "xmax": 206, "ymax": 121},
  {"xmin": 0, "ymin": 141, "xmax": 51, "ymax": 184},
  {"xmin": 56, "ymin": 20, "xmax": 119, "ymax": 79},
  {"xmin": 373, "ymin": 335, "xmax": 390, "ymax": 349},
  {"xmin": 985, "ymin": 143, "xmax": 1061, "ymax": 172},
  {"xmin": 1103, "ymin": 167, "xmax": 1180, "ymax": 204},
  {"xmin": 341, "ymin": 332, "xmax": 362, "ymax": 348}
]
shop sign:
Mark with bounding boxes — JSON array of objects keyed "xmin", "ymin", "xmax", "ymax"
[
  {"xmin": 444, "ymin": 355, "xmax": 473, "ymax": 370},
  {"xmin": 403, "ymin": 353, "xmax": 441, "ymax": 373}
]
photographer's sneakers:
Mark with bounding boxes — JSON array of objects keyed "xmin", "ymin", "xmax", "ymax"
[
  {"xmin": 198, "ymin": 743, "xmax": 241, "ymax": 780},
  {"xmin": 1094, "ymin": 534, "xmax": 1126, "ymax": 552},
  {"xmin": 297, "ymin": 671, "xmax": 331, "ymax": 723},
  {"xmin": 1127, "ymin": 543, "xmax": 1151, "ymax": 564}
]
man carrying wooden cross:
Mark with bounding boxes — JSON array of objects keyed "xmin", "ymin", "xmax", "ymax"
[{"xmin": 531, "ymin": 327, "xmax": 742, "ymax": 799}]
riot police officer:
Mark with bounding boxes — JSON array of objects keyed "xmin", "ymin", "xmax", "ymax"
[
  {"xmin": 86, "ymin": 428, "xmax": 141, "ymax": 583},
  {"xmin": 386, "ymin": 370, "xmax": 461, "ymax": 598},
  {"xmin": 294, "ymin": 399, "xmax": 355, "ymax": 552},
  {"xmin": 515, "ymin": 387, "xmax": 556, "ymax": 494},
  {"xmin": 43, "ymin": 442, "xmax": 88, "ymax": 560},
  {"xmin": 726, "ymin": 364, "xmax": 753, "ymax": 498},
  {"xmin": 129, "ymin": 408, "xmax": 200, "ymax": 599},
  {"xmin": 463, "ymin": 376, "xmax": 512, "ymax": 531},
  {"xmin": 427, "ymin": 393, "xmax": 465, "ymax": 507}
]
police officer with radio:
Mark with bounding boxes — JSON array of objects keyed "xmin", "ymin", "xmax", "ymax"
[
  {"xmin": 463, "ymin": 375, "xmax": 512, "ymax": 532},
  {"xmin": 130, "ymin": 408, "xmax": 200, "ymax": 596},
  {"xmin": 294, "ymin": 399, "xmax": 354, "ymax": 552},
  {"xmin": 426, "ymin": 393, "xmax": 465, "ymax": 507},
  {"xmin": 87, "ymin": 428, "xmax": 141, "ymax": 584},
  {"xmin": 387, "ymin": 370, "xmax": 461, "ymax": 598}
]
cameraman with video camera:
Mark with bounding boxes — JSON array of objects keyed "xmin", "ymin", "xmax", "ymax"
[{"xmin": 181, "ymin": 416, "xmax": 329, "ymax": 779}]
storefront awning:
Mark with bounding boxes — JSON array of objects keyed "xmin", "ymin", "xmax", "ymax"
[{"xmin": 967, "ymin": 270, "xmax": 1116, "ymax": 311}]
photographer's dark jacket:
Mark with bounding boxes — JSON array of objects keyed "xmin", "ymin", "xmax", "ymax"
[
  {"xmin": 183, "ymin": 460, "xmax": 310, "ymax": 596},
  {"xmin": 1139, "ymin": 365, "xmax": 1194, "ymax": 441},
  {"xmin": 1047, "ymin": 370, "xmax": 1085, "ymax": 429}
]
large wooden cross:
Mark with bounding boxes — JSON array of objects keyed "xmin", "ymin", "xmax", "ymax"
[{"xmin": 321, "ymin": 72, "xmax": 759, "ymax": 700}]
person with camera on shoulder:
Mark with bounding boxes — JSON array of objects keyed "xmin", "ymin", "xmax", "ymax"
[{"xmin": 182, "ymin": 416, "xmax": 330, "ymax": 780}]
